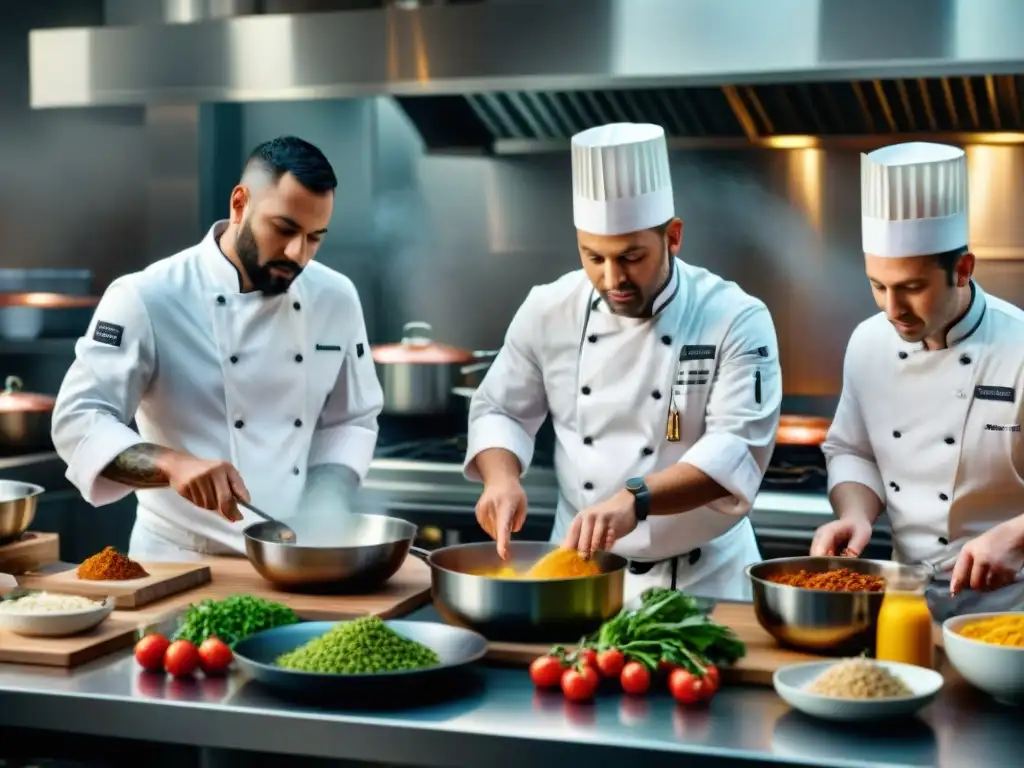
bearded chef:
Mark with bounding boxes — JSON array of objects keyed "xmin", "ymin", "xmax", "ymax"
[
  {"xmin": 812, "ymin": 141, "xmax": 1024, "ymax": 618},
  {"xmin": 51, "ymin": 136, "xmax": 384, "ymax": 561},
  {"xmin": 463, "ymin": 123, "xmax": 783, "ymax": 603}
]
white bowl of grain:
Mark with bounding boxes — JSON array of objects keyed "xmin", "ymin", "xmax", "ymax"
[
  {"xmin": 0, "ymin": 591, "xmax": 114, "ymax": 637},
  {"xmin": 773, "ymin": 657, "xmax": 944, "ymax": 722}
]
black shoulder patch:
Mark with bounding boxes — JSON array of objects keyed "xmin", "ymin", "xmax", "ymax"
[
  {"xmin": 975, "ymin": 385, "xmax": 1015, "ymax": 403},
  {"xmin": 93, "ymin": 321, "xmax": 124, "ymax": 348},
  {"xmin": 356, "ymin": 342, "xmax": 365, "ymax": 358}
]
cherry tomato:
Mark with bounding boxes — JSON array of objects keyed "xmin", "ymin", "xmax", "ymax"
[
  {"xmin": 197, "ymin": 636, "xmax": 233, "ymax": 676},
  {"xmin": 529, "ymin": 655, "xmax": 565, "ymax": 689},
  {"xmin": 134, "ymin": 633, "xmax": 170, "ymax": 672},
  {"xmin": 669, "ymin": 669, "xmax": 706, "ymax": 704},
  {"xmin": 701, "ymin": 664, "xmax": 720, "ymax": 696},
  {"xmin": 577, "ymin": 648, "xmax": 598, "ymax": 669},
  {"xmin": 659, "ymin": 659, "xmax": 681, "ymax": 674},
  {"xmin": 619, "ymin": 661, "xmax": 651, "ymax": 695},
  {"xmin": 580, "ymin": 664, "xmax": 600, "ymax": 689},
  {"xmin": 596, "ymin": 648, "xmax": 625, "ymax": 678},
  {"xmin": 561, "ymin": 667, "xmax": 598, "ymax": 702},
  {"xmin": 163, "ymin": 639, "xmax": 200, "ymax": 678}
]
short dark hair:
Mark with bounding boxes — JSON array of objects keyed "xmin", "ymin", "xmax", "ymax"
[
  {"xmin": 244, "ymin": 136, "xmax": 337, "ymax": 194},
  {"xmin": 930, "ymin": 245, "xmax": 970, "ymax": 286}
]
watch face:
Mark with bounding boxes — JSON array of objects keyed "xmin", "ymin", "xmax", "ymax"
[{"xmin": 625, "ymin": 477, "xmax": 644, "ymax": 492}]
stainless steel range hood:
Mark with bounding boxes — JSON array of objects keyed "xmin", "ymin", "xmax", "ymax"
[{"xmin": 30, "ymin": 0, "xmax": 1024, "ymax": 151}]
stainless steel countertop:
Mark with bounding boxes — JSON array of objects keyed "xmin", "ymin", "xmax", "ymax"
[{"xmin": 0, "ymin": 604, "xmax": 1016, "ymax": 767}]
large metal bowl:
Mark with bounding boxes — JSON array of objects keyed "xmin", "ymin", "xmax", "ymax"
[
  {"xmin": 746, "ymin": 556, "xmax": 926, "ymax": 655},
  {"xmin": 243, "ymin": 513, "xmax": 417, "ymax": 593},
  {"xmin": 0, "ymin": 480, "xmax": 44, "ymax": 545},
  {"xmin": 412, "ymin": 541, "xmax": 627, "ymax": 643}
]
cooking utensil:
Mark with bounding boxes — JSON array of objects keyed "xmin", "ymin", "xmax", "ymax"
[
  {"xmin": 746, "ymin": 556, "xmax": 931, "ymax": 655},
  {"xmin": 243, "ymin": 512, "xmax": 418, "ymax": 593},
  {"xmin": 942, "ymin": 612, "xmax": 1024, "ymax": 705},
  {"xmin": 410, "ymin": 541, "xmax": 627, "ymax": 642},
  {"xmin": 372, "ymin": 321, "xmax": 498, "ymax": 415},
  {"xmin": 232, "ymin": 619, "xmax": 487, "ymax": 702},
  {"xmin": 0, "ymin": 480, "xmax": 44, "ymax": 545},
  {"xmin": 0, "ymin": 376, "xmax": 55, "ymax": 454},
  {"xmin": 237, "ymin": 499, "xmax": 296, "ymax": 543},
  {"xmin": 0, "ymin": 293, "xmax": 99, "ymax": 340}
]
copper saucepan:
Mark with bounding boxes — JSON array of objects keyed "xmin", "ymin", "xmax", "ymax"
[{"xmin": 0, "ymin": 376, "xmax": 56, "ymax": 454}]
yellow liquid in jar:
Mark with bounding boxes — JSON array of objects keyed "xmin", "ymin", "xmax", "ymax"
[{"xmin": 875, "ymin": 589, "xmax": 935, "ymax": 669}]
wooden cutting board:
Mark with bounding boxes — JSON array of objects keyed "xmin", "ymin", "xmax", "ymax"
[
  {"xmin": 16, "ymin": 561, "xmax": 212, "ymax": 610},
  {"xmin": 132, "ymin": 554, "xmax": 433, "ymax": 623},
  {"xmin": 0, "ymin": 615, "xmax": 138, "ymax": 668},
  {"xmin": 486, "ymin": 601, "xmax": 843, "ymax": 686},
  {"xmin": 0, "ymin": 532, "xmax": 59, "ymax": 575}
]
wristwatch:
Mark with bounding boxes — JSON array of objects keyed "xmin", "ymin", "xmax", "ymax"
[{"xmin": 624, "ymin": 477, "xmax": 651, "ymax": 522}]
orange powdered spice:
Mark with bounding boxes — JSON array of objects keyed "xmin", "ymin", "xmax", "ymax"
[
  {"xmin": 77, "ymin": 546, "xmax": 149, "ymax": 581},
  {"xmin": 767, "ymin": 568, "xmax": 885, "ymax": 593}
]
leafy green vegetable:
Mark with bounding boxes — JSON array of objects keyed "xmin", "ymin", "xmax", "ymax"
[
  {"xmin": 174, "ymin": 595, "xmax": 299, "ymax": 648},
  {"xmin": 275, "ymin": 616, "xmax": 439, "ymax": 674},
  {"xmin": 574, "ymin": 587, "xmax": 746, "ymax": 674}
]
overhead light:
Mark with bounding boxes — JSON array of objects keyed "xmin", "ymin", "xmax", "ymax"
[
  {"xmin": 969, "ymin": 132, "xmax": 1024, "ymax": 145},
  {"xmin": 762, "ymin": 135, "xmax": 819, "ymax": 150}
]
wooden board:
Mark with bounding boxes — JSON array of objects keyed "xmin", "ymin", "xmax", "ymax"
[
  {"xmin": 0, "ymin": 532, "xmax": 59, "ymax": 575},
  {"xmin": 131, "ymin": 554, "xmax": 433, "ymax": 623},
  {"xmin": 16, "ymin": 561, "xmax": 212, "ymax": 610},
  {"xmin": 0, "ymin": 615, "xmax": 138, "ymax": 668}
]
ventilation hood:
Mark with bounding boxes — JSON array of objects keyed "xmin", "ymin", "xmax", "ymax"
[{"xmin": 29, "ymin": 0, "xmax": 1024, "ymax": 152}]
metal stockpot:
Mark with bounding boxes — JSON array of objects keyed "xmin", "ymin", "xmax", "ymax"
[
  {"xmin": 372, "ymin": 322, "xmax": 497, "ymax": 415},
  {"xmin": 411, "ymin": 541, "xmax": 627, "ymax": 643},
  {"xmin": 0, "ymin": 376, "xmax": 55, "ymax": 454}
]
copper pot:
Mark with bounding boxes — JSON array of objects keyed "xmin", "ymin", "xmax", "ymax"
[
  {"xmin": 0, "ymin": 376, "xmax": 56, "ymax": 453},
  {"xmin": 777, "ymin": 415, "xmax": 831, "ymax": 446},
  {"xmin": 372, "ymin": 322, "xmax": 498, "ymax": 415}
]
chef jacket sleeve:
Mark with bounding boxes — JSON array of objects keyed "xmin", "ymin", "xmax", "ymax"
[
  {"xmin": 51, "ymin": 277, "xmax": 157, "ymax": 506},
  {"xmin": 679, "ymin": 304, "xmax": 782, "ymax": 516},
  {"xmin": 464, "ymin": 288, "xmax": 549, "ymax": 481},
  {"xmin": 308, "ymin": 291, "xmax": 383, "ymax": 481},
  {"xmin": 820, "ymin": 333, "xmax": 886, "ymax": 502}
]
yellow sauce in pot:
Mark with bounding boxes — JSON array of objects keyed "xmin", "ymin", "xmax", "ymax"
[{"xmin": 475, "ymin": 548, "xmax": 602, "ymax": 580}]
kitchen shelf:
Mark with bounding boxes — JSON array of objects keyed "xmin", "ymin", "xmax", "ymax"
[{"xmin": 0, "ymin": 338, "xmax": 79, "ymax": 355}]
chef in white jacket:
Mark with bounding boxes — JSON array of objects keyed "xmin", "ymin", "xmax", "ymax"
[
  {"xmin": 51, "ymin": 136, "xmax": 384, "ymax": 561},
  {"xmin": 463, "ymin": 123, "xmax": 782, "ymax": 603},
  {"xmin": 814, "ymin": 142, "xmax": 1024, "ymax": 617}
]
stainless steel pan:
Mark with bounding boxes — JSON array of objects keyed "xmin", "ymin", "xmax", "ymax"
[
  {"xmin": 411, "ymin": 541, "xmax": 627, "ymax": 643},
  {"xmin": 0, "ymin": 480, "xmax": 44, "ymax": 545},
  {"xmin": 243, "ymin": 512, "xmax": 418, "ymax": 593}
]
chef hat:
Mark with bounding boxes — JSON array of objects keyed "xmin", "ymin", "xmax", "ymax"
[
  {"xmin": 571, "ymin": 123, "xmax": 675, "ymax": 235},
  {"xmin": 861, "ymin": 141, "xmax": 969, "ymax": 258}
]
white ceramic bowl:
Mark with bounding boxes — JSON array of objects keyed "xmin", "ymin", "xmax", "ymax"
[
  {"xmin": 0, "ymin": 595, "xmax": 115, "ymax": 637},
  {"xmin": 942, "ymin": 612, "xmax": 1024, "ymax": 705},
  {"xmin": 773, "ymin": 660, "xmax": 944, "ymax": 722}
]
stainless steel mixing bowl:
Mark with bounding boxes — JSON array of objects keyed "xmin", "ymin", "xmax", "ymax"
[
  {"xmin": 746, "ymin": 556, "xmax": 929, "ymax": 655},
  {"xmin": 0, "ymin": 480, "xmax": 44, "ymax": 545},
  {"xmin": 243, "ymin": 512, "xmax": 417, "ymax": 593}
]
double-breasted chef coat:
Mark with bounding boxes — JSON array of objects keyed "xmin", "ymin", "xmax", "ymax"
[
  {"xmin": 822, "ymin": 281, "xmax": 1024, "ymax": 618},
  {"xmin": 51, "ymin": 221, "xmax": 384, "ymax": 561},
  {"xmin": 464, "ymin": 257, "xmax": 783, "ymax": 603}
]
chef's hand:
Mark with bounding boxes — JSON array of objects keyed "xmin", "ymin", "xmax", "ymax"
[
  {"xmin": 950, "ymin": 517, "xmax": 1024, "ymax": 595},
  {"xmin": 476, "ymin": 479, "xmax": 528, "ymax": 560},
  {"xmin": 809, "ymin": 513, "xmax": 873, "ymax": 558},
  {"xmin": 162, "ymin": 453, "xmax": 249, "ymax": 523},
  {"xmin": 564, "ymin": 490, "xmax": 638, "ymax": 559}
]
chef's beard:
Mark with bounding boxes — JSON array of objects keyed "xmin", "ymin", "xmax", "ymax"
[
  {"xmin": 236, "ymin": 220, "xmax": 303, "ymax": 296},
  {"xmin": 600, "ymin": 248, "xmax": 672, "ymax": 318}
]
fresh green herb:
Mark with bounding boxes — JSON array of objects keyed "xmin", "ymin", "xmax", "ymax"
[
  {"xmin": 174, "ymin": 595, "xmax": 299, "ymax": 648},
  {"xmin": 572, "ymin": 587, "xmax": 746, "ymax": 674},
  {"xmin": 275, "ymin": 616, "xmax": 439, "ymax": 674}
]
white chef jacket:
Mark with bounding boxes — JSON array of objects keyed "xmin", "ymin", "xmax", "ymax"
[
  {"xmin": 51, "ymin": 221, "xmax": 384, "ymax": 559},
  {"xmin": 823, "ymin": 282, "xmax": 1024, "ymax": 572},
  {"xmin": 464, "ymin": 258, "xmax": 782, "ymax": 602}
]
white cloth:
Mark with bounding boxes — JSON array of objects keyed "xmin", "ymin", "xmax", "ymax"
[
  {"xmin": 52, "ymin": 221, "xmax": 384, "ymax": 557},
  {"xmin": 464, "ymin": 258, "xmax": 782, "ymax": 601},
  {"xmin": 571, "ymin": 123, "xmax": 675, "ymax": 235},
  {"xmin": 823, "ymin": 282, "xmax": 1024, "ymax": 567},
  {"xmin": 861, "ymin": 142, "xmax": 968, "ymax": 258}
]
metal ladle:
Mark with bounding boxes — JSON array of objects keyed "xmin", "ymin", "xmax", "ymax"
[{"xmin": 237, "ymin": 499, "xmax": 297, "ymax": 543}]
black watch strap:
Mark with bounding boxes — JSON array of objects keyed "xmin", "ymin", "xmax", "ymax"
[{"xmin": 625, "ymin": 477, "xmax": 651, "ymax": 522}]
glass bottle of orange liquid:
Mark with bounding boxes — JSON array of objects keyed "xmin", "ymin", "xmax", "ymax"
[{"xmin": 875, "ymin": 568, "xmax": 935, "ymax": 669}]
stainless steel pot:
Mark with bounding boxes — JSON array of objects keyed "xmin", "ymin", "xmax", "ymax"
[
  {"xmin": 0, "ymin": 376, "xmax": 55, "ymax": 454},
  {"xmin": 411, "ymin": 541, "xmax": 627, "ymax": 643},
  {"xmin": 746, "ymin": 556, "xmax": 931, "ymax": 655},
  {"xmin": 0, "ymin": 480, "xmax": 45, "ymax": 545},
  {"xmin": 243, "ymin": 513, "xmax": 418, "ymax": 593},
  {"xmin": 372, "ymin": 322, "xmax": 498, "ymax": 415}
]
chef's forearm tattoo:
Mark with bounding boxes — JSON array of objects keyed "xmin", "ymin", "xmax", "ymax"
[{"xmin": 100, "ymin": 443, "xmax": 171, "ymax": 488}]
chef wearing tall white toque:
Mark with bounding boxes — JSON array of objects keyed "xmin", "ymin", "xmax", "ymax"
[
  {"xmin": 51, "ymin": 136, "xmax": 384, "ymax": 561},
  {"xmin": 813, "ymin": 141, "xmax": 1024, "ymax": 618},
  {"xmin": 463, "ymin": 122, "xmax": 783, "ymax": 604}
]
